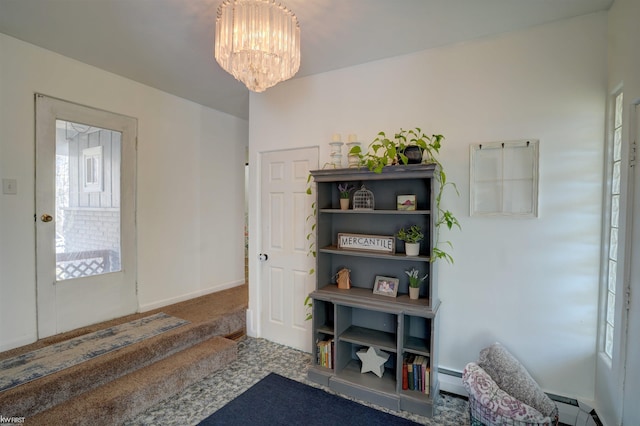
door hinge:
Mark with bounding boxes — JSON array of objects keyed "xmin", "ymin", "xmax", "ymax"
[
  {"xmin": 630, "ymin": 140, "xmax": 637, "ymax": 167},
  {"xmin": 625, "ymin": 285, "xmax": 631, "ymax": 311}
]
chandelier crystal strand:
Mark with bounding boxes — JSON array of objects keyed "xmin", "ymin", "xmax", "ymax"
[{"xmin": 215, "ymin": 0, "xmax": 300, "ymax": 92}]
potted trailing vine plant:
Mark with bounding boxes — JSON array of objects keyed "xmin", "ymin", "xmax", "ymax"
[
  {"xmin": 348, "ymin": 128, "xmax": 444, "ymax": 173},
  {"xmin": 349, "ymin": 127, "xmax": 460, "ymax": 263},
  {"xmin": 405, "ymin": 267, "xmax": 427, "ymax": 300},
  {"xmin": 396, "ymin": 225, "xmax": 423, "ymax": 256}
]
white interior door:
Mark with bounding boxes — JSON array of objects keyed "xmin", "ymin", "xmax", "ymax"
[
  {"xmin": 35, "ymin": 94, "xmax": 138, "ymax": 338},
  {"xmin": 259, "ymin": 147, "xmax": 318, "ymax": 352}
]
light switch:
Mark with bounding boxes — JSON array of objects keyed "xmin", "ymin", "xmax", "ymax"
[{"xmin": 2, "ymin": 178, "xmax": 17, "ymax": 195}]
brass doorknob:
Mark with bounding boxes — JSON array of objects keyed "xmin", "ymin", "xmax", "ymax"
[{"xmin": 41, "ymin": 214, "xmax": 53, "ymax": 222}]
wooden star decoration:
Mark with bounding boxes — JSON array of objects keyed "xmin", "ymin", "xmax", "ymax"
[{"xmin": 356, "ymin": 346, "xmax": 389, "ymax": 378}]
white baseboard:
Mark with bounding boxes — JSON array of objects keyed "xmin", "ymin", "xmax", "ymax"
[
  {"xmin": 138, "ymin": 280, "xmax": 244, "ymax": 312},
  {"xmin": 245, "ymin": 309, "xmax": 257, "ymax": 337},
  {"xmin": 438, "ymin": 368, "xmax": 467, "ymax": 396},
  {"xmin": 0, "ymin": 334, "xmax": 38, "ymax": 352}
]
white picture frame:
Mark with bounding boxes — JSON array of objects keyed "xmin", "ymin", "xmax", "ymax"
[{"xmin": 470, "ymin": 139, "xmax": 539, "ymax": 217}]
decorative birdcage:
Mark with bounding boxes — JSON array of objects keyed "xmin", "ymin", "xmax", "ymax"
[{"xmin": 353, "ymin": 185, "xmax": 374, "ymax": 210}]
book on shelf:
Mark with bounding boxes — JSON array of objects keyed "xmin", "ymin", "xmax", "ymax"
[
  {"xmin": 402, "ymin": 361, "xmax": 409, "ymax": 390},
  {"xmin": 403, "ymin": 353, "xmax": 430, "ymax": 394},
  {"xmin": 316, "ymin": 339, "xmax": 334, "ymax": 369}
]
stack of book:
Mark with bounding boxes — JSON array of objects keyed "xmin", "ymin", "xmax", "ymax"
[
  {"xmin": 316, "ymin": 339, "xmax": 334, "ymax": 369},
  {"xmin": 402, "ymin": 354, "xmax": 430, "ymax": 395}
]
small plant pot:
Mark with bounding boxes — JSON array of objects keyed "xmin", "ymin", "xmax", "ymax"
[
  {"xmin": 409, "ymin": 287, "xmax": 420, "ymax": 300},
  {"xmin": 340, "ymin": 198, "xmax": 349, "ymax": 210},
  {"xmin": 403, "ymin": 145, "xmax": 423, "ymax": 164},
  {"xmin": 405, "ymin": 242, "xmax": 420, "ymax": 256}
]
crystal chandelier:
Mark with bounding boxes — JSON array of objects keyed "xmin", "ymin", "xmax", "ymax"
[{"xmin": 215, "ymin": 0, "xmax": 301, "ymax": 93}]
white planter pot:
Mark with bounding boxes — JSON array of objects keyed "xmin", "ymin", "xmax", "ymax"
[
  {"xmin": 409, "ymin": 287, "xmax": 420, "ymax": 300},
  {"xmin": 405, "ymin": 242, "xmax": 420, "ymax": 256}
]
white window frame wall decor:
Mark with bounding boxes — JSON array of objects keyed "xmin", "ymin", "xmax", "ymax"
[
  {"xmin": 470, "ymin": 139, "xmax": 539, "ymax": 217},
  {"xmin": 83, "ymin": 145, "xmax": 103, "ymax": 193}
]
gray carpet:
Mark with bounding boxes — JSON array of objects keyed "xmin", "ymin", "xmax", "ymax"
[{"xmin": 126, "ymin": 337, "xmax": 470, "ymax": 425}]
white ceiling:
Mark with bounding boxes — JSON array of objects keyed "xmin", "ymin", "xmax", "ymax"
[{"xmin": 0, "ymin": 0, "xmax": 613, "ymax": 120}]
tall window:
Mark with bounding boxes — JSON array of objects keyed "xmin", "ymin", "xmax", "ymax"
[{"xmin": 604, "ymin": 92, "xmax": 623, "ymax": 359}]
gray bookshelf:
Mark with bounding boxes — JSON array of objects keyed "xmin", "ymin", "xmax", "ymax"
[{"xmin": 307, "ymin": 164, "xmax": 440, "ymax": 417}]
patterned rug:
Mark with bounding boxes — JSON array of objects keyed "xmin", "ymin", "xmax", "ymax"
[{"xmin": 0, "ymin": 312, "xmax": 189, "ymax": 392}]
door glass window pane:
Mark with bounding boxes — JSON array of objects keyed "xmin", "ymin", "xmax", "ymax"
[
  {"xmin": 614, "ymin": 92, "xmax": 623, "ymax": 128},
  {"xmin": 611, "ymin": 195, "xmax": 619, "ymax": 227},
  {"xmin": 612, "ymin": 161, "xmax": 620, "ymax": 195},
  {"xmin": 613, "ymin": 127, "xmax": 622, "ymax": 162},
  {"xmin": 605, "ymin": 323, "xmax": 614, "ymax": 358},
  {"xmin": 609, "ymin": 228, "xmax": 618, "ymax": 260},
  {"xmin": 55, "ymin": 120, "xmax": 121, "ymax": 280},
  {"xmin": 608, "ymin": 259, "xmax": 616, "ymax": 293}
]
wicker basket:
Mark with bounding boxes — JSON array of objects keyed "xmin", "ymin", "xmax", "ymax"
[{"xmin": 468, "ymin": 393, "xmax": 559, "ymax": 426}]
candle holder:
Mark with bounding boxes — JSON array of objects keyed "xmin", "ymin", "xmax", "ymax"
[
  {"xmin": 329, "ymin": 139, "xmax": 344, "ymax": 168},
  {"xmin": 346, "ymin": 137, "xmax": 361, "ymax": 168}
]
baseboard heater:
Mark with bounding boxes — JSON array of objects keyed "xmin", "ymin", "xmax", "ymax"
[{"xmin": 437, "ymin": 368, "xmax": 603, "ymax": 426}]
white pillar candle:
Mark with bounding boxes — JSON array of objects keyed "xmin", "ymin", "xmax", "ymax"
[{"xmin": 332, "ymin": 133, "xmax": 341, "ymax": 142}]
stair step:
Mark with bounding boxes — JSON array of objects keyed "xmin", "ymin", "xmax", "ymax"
[
  {"xmin": 0, "ymin": 306, "xmax": 245, "ymax": 417},
  {"xmin": 28, "ymin": 336, "xmax": 237, "ymax": 425}
]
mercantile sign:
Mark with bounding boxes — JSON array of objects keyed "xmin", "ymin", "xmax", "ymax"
[{"xmin": 337, "ymin": 233, "xmax": 395, "ymax": 254}]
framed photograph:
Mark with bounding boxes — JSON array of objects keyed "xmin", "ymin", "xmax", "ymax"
[
  {"xmin": 397, "ymin": 195, "xmax": 416, "ymax": 211},
  {"xmin": 372, "ymin": 276, "xmax": 399, "ymax": 297}
]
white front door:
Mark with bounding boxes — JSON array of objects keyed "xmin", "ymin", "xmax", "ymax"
[
  {"xmin": 622, "ymin": 103, "xmax": 639, "ymax": 426},
  {"xmin": 35, "ymin": 95, "xmax": 138, "ymax": 338},
  {"xmin": 259, "ymin": 147, "xmax": 318, "ymax": 352}
]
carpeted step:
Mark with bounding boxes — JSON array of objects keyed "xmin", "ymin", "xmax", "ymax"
[
  {"xmin": 0, "ymin": 306, "xmax": 245, "ymax": 418},
  {"xmin": 27, "ymin": 336, "xmax": 237, "ymax": 426}
]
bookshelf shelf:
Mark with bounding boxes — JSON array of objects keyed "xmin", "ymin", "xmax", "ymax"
[
  {"xmin": 340, "ymin": 325, "xmax": 397, "ymax": 353},
  {"xmin": 319, "ymin": 246, "xmax": 431, "ymax": 262},
  {"xmin": 307, "ymin": 165, "xmax": 440, "ymax": 418}
]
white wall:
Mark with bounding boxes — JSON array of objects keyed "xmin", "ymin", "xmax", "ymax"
[
  {"xmin": 0, "ymin": 33, "xmax": 248, "ymax": 351},
  {"xmin": 249, "ymin": 13, "xmax": 607, "ymax": 400}
]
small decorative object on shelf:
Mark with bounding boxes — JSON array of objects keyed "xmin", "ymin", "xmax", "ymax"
[
  {"xmin": 357, "ymin": 346, "xmax": 390, "ymax": 378},
  {"xmin": 397, "ymin": 195, "xmax": 417, "ymax": 211},
  {"xmin": 337, "ymin": 183, "xmax": 353, "ymax": 210},
  {"xmin": 405, "ymin": 267, "xmax": 427, "ymax": 300},
  {"xmin": 353, "ymin": 185, "xmax": 374, "ymax": 210},
  {"xmin": 329, "ymin": 134, "xmax": 344, "ymax": 168},
  {"xmin": 336, "ymin": 268, "xmax": 351, "ymax": 289},
  {"xmin": 372, "ymin": 275, "xmax": 399, "ymax": 297}
]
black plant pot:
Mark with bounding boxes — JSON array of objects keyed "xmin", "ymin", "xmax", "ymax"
[{"xmin": 401, "ymin": 146, "xmax": 423, "ymax": 164}]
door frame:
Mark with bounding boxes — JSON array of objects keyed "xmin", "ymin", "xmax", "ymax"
[
  {"xmin": 622, "ymin": 102, "xmax": 639, "ymax": 425},
  {"xmin": 35, "ymin": 94, "xmax": 138, "ymax": 338}
]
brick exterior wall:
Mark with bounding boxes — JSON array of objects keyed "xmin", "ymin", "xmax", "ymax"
[{"xmin": 61, "ymin": 208, "xmax": 121, "ymax": 271}]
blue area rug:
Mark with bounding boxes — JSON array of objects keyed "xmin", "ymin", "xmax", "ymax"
[
  {"xmin": 198, "ymin": 373, "xmax": 420, "ymax": 426},
  {"xmin": 0, "ymin": 312, "xmax": 189, "ymax": 392}
]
